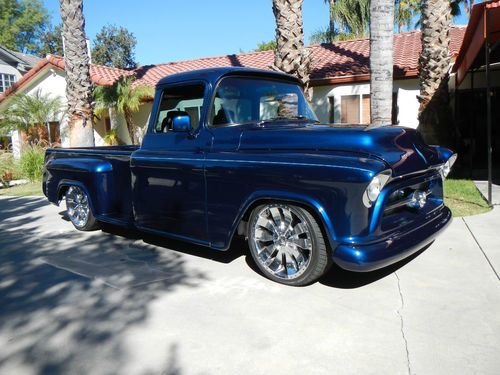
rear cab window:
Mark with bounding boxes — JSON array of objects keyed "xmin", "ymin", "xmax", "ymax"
[{"xmin": 154, "ymin": 83, "xmax": 206, "ymax": 133}]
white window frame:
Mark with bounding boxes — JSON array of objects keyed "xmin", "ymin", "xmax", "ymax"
[{"xmin": 0, "ymin": 74, "xmax": 17, "ymax": 93}]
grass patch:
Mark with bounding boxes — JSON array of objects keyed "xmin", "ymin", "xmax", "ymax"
[
  {"xmin": 0, "ymin": 181, "xmax": 43, "ymax": 197},
  {"xmin": 444, "ymin": 179, "xmax": 491, "ymax": 217}
]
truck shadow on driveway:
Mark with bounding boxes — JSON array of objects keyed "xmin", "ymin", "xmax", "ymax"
[{"xmin": 98, "ymin": 221, "xmax": 429, "ymax": 290}]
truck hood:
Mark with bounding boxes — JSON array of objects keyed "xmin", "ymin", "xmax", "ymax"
[{"xmin": 238, "ymin": 123, "xmax": 447, "ymax": 177}]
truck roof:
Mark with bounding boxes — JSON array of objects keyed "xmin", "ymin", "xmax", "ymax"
[{"xmin": 156, "ymin": 67, "xmax": 302, "ymax": 87}]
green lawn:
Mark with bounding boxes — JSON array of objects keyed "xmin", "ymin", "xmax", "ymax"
[
  {"xmin": 444, "ymin": 179, "xmax": 491, "ymax": 217},
  {"xmin": 0, "ymin": 181, "xmax": 43, "ymax": 197}
]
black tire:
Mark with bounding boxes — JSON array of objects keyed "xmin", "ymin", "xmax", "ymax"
[
  {"xmin": 65, "ymin": 186, "xmax": 100, "ymax": 231},
  {"xmin": 248, "ymin": 203, "xmax": 331, "ymax": 286}
]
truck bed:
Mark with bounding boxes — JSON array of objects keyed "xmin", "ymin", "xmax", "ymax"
[{"xmin": 43, "ymin": 146, "xmax": 139, "ymax": 225}]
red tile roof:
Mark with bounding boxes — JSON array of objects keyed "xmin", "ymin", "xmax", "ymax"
[
  {"xmin": 0, "ymin": 55, "xmax": 132, "ymax": 102},
  {"xmin": 133, "ymin": 27, "xmax": 465, "ymax": 87},
  {"xmin": 0, "ymin": 27, "xmax": 466, "ymax": 103}
]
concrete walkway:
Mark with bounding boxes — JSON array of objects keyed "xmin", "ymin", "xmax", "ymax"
[
  {"xmin": 474, "ymin": 180, "xmax": 500, "ymax": 206},
  {"xmin": 0, "ymin": 196, "xmax": 498, "ymax": 375}
]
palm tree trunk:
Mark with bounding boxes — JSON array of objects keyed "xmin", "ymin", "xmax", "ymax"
[
  {"xmin": 45, "ymin": 122, "xmax": 52, "ymax": 147},
  {"xmin": 272, "ymin": 0, "xmax": 312, "ymax": 100},
  {"xmin": 418, "ymin": 0, "xmax": 452, "ymax": 144},
  {"xmin": 370, "ymin": 0, "xmax": 394, "ymax": 126},
  {"xmin": 124, "ymin": 109, "xmax": 136, "ymax": 145},
  {"xmin": 60, "ymin": 0, "xmax": 94, "ymax": 147},
  {"xmin": 328, "ymin": 0, "xmax": 335, "ymax": 40}
]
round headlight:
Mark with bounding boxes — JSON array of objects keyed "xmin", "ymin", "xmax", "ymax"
[
  {"xmin": 441, "ymin": 153, "xmax": 457, "ymax": 179},
  {"xmin": 367, "ymin": 177, "xmax": 382, "ymax": 202},
  {"xmin": 363, "ymin": 170, "xmax": 392, "ymax": 207}
]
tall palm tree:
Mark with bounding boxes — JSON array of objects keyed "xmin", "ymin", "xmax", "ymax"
[
  {"xmin": 395, "ymin": 0, "xmax": 420, "ymax": 32},
  {"xmin": 94, "ymin": 76, "xmax": 153, "ymax": 144},
  {"xmin": 0, "ymin": 90, "xmax": 64, "ymax": 145},
  {"xmin": 418, "ymin": 0, "xmax": 452, "ymax": 143},
  {"xmin": 272, "ymin": 0, "xmax": 312, "ymax": 99},
  {"xmin": 313, "ymin": 0, "xmax": 376, "ymax": 43},
  {"xmin": 323, "ymin": 0, "xmax": 336, "ymax": 41},
  {"xmin": 59, "ymin": 0, "xmax": 94, "ymax": 147},
  {"xmin": 370, "ymin": 0, "xmax": 394, "ymax": 126}
]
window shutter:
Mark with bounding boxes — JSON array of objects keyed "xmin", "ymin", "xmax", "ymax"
[
  {"xmin": 362, "ymin": 94, "xmax": 371, "ymax": 124},
  {"xmin": 340, "ymin": 95, "xmax": 360, "ymax": 123}
]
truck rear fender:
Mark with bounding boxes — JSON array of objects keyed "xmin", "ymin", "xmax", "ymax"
[{"xmin": 44, "ymin": 158, "xmax": 114, "ymax": 215}]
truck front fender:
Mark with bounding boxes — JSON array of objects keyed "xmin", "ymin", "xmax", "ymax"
[{"xmin": 225, "ymin": 189, "xmax": 338, "ymax": 252}]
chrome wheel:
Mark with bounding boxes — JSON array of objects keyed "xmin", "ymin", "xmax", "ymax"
[
  {"xmin": 251, "ymin": 204, "xmax": 313, "ymax": 280},
  {"xmin": 66, "ymin": 186, "xmax": 90, "ymax": 228}
]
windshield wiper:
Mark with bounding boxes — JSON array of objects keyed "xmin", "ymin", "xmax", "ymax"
[{"xmin": 257, "ymin": 115, "xmax": 319, "ymax": 126}]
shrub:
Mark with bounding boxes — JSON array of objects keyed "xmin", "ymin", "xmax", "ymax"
[
  {"xmin": 0, "ymin": 151, "xmax": 20, "ymax": 187},
  {"xmin": 20, "ymin": 144, "xmax": 45, "ymax": 182}
]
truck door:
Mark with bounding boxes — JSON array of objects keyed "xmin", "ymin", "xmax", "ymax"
[{"xmin": 131, "ymin": 81, "xmax": 211, "ymax": 244}]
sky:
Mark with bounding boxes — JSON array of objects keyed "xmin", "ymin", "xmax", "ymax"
[{"xmin": 42, "ymin": 0, "xmax": 469, "ymax": 66}]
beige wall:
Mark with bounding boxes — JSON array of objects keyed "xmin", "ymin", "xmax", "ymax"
[{"xmin": 311, "ymin": 78, "xmax": 421, "ymax": 129}]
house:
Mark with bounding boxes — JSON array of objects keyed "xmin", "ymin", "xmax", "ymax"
[
  {"xmin": 0, "ymin": 27, "xmax": 466, "ymax": 154},
  {"xmin": 0, "ymin": 45, "xmax": 42, "ymax": 150},
  {"xmin": 0, "ymin": 45, "xmax": 41, "ymax": 92}
]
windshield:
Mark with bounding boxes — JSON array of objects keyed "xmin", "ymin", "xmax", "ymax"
[{"xmin": 210, "ymin": 77, "xmax": 318, "ymax": 127}]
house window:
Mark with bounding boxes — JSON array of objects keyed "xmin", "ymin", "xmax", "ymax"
[
  {"xmin": 361, "ymin": 94, "xmax": 371, "ymax": 124},
  {"xmin": 0, "ymin": 74, "xmax": 16, "ymax": 93},
  {"xmin": 339, "ymin": 93, "xmax": 399, "ymax": 124},
  {"xmin": 340, "ymin": 95, "xmax": 360, "ymax": 123}
]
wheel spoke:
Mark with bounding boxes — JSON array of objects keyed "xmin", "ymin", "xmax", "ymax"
[
  {"xmin": 264, "ymin": 249, "xmax": 278, "ymax": 266},
  {"xmin": 289, "ymin": 237, "xmax": 312, "ymax": 250},
  {"xmin": 269, "ymin": 207, "xmax": 282, "ymax": 228},
  {"xmin": 257, "ymin": 216, "xmax": 276, "ymax": 233},
  {"xmin": 292, "ymin": 222, "xmax": 308, "ymax": 237},
  {"xmin": 282, "ymin": 253, "xmax": 288, "ymax": 276},
  {"xmin": 282, "ymin": 208, "xmax": 293, "ymax": 228},
  {"xmin": 255, "ymin": 228, "xmax": 273, "ymax": 242}
]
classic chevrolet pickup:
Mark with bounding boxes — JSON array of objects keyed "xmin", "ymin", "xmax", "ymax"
[{"xmin": 43, "ymin": 67, "xmax": 456, "ymax": 286}]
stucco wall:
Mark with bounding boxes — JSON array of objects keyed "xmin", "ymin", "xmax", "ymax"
[
  {"xmin": 0, "ymin": 66, "xmax": 109, "ymax": 149},
  {"xmin": 311, "ymin": 79, "xmax": 420, "ymax": 129}
]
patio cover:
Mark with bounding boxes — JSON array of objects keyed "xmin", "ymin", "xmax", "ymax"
[
  {"xmin": 452, "ymin": 0, "xmax": 500, "ymax": 205},
  {"xmin": 453, "ymin": 0, "xmax": 500, "ymax": 85}
]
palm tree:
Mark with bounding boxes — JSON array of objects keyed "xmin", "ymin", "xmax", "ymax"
[
  {"xmin": 94, "ymin": 76, "xmax": 153, "ymax": 144},
  {"xmin": 0, "ymin": 90, "xmax": 64, "ymax": 146},
  {"xmin": 418, "ymin": 0, "xmax": 452, "ymax": 143},
  {"xmin": 315, "ymin": 0, "xmax": 370, "ymax": 42},
  {"xmin": 370, "ymin": 0, "xmax": 394, "ymax": 126},
  {"xmin": 323, "ymin": 0, "xmax": 336, "ymax": 41},
  {"xmin": 272, "ymin": 0, "xmax": 312, "ymax": 98},
  {"xmin": 59, "ymin": 0, "xmax": 94, "ymax": 147},
  {"xmin": 395, "ymin": 0, "xmax": 420, "ymax": 32}
]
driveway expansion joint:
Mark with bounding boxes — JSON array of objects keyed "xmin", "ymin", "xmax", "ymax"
[
  {"xmin": 462, "ymin": 217, "xmax": 500, "ymax": 281},
  {"xmin": 395, "ymin": 272, "xmax": 412, "ymax": 375}
]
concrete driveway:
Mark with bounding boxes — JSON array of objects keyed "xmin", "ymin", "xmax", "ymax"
[{"xmin": 0, "ymin": 196, "xmax": 498, "ymax": 375}]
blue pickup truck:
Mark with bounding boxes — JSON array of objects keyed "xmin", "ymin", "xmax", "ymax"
[{"xmin": 43, "ymin": 67, "xmax": 456, "ymax": 286}]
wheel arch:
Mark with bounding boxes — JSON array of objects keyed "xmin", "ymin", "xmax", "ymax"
[
  {"xmin": 57, "ymin": 179, "xmax": 97, "ymax": 215},
  {"xmin": 226, "ymin": 190, "xmax": 338, "ymax": 252}
]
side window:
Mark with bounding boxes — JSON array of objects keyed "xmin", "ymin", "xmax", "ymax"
[{"xmin": 154, "ymin": 83, "xmax": 205, "ymax": 133}]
